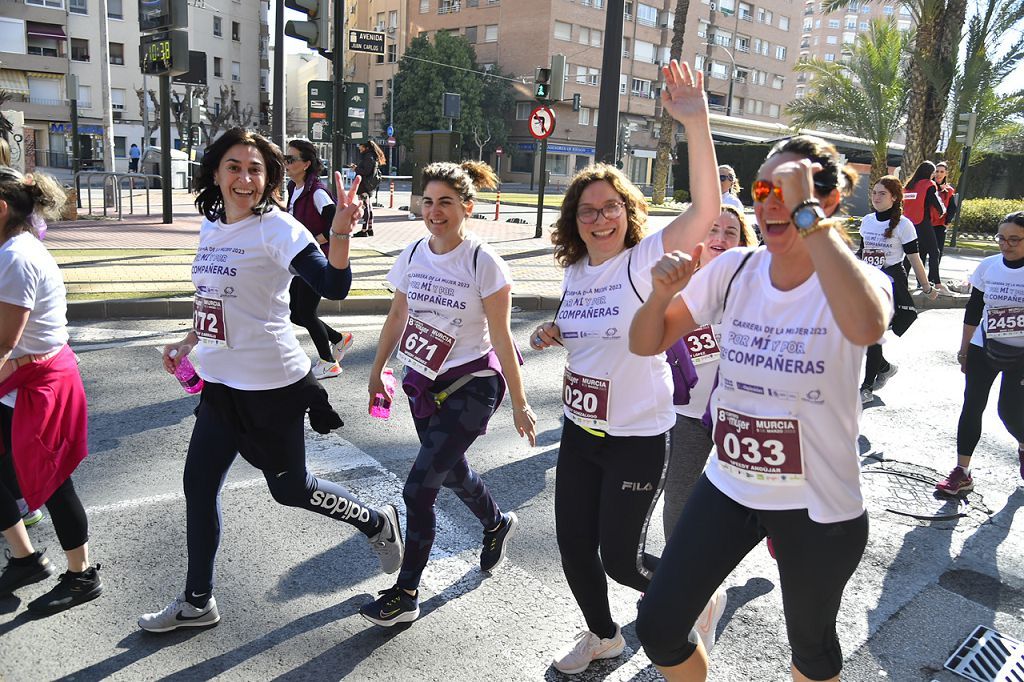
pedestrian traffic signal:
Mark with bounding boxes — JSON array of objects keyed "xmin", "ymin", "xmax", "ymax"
[
  {"xmin": 285, "ymin": 0, "xmax": 329, "ymax": 51},
  {"xmin": 955, "ymin": 111, "xmax": 977, "ymax": 146},
  {"xmin": 192, "ymin": 97, "xmax": 206, "ymax": 124},
  {"xmin": 549, "ymin": 54, "xmax": 566, "ymax": 103},
  {"xmin": 535, "ymin": 67, "xmax": 551, "ymax": 101},
  {"xmin": 572, "ymin": 93, "xmax": 581, "ymax": 112}
]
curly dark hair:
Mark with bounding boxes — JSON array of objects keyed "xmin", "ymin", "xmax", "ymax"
[
  {"xmin": 552, "ymin": 164, "xmax": 648, "ymax": 268},
  {"xmin": 422, "ymin": 160, "xmax": 498, "ymax": 204},
  {"xmin": 287, "ymin": 138, "xmax": 324, "ymax": 179},
  {"xmin": 194, "ymin": 127, "xmax": 284, "ymax": 221},
  {"xmin": 0, "ymin": 166, "xmax": 66, "ymax": 241}
]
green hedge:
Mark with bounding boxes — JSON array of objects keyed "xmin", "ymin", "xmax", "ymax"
[{"xmin": 957, "ymin": 198, "xmax": 1024, "ymax": 234}]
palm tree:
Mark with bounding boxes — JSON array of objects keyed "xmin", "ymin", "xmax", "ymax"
[
  {"xmin": 824, "ymin": 0, "xmax": 968, "ymax": 178},
  {"xmin": 787, "ymin": 19, "xmax": 911, "ymax": 184},
  {"xmin": 651, "ymin": 0, "xmax": 692, "ymax": 205}
]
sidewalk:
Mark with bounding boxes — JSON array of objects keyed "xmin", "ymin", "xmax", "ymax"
[{"xmin": 46, "ymin": 204, "xmax": 970, "ymax": 320}]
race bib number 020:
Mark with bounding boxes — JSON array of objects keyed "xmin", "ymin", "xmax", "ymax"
[
  {"xmin": 562, "ymin": 368, "xmax": 610, "ymax": 431},
  {"xmin": 985, "ymin": 306, "xmax": 1024, "ymax": 339},
  {"xmin": 861, "ymin": 249, "xmax": 886, "ymax": 268},
  {"xmin": 713, "ymin": 407, "xmax": 804, "ymax": 484},
  {"xmin": 685, "ymin": 324, "xmax": 720, "ymax": 365},
  {"xmin": 194, "ymin": 295, "xmax": 228, "ymax": 347},
  {"xmin": 396, "ymin": 316, "xmax": 455, "ymax": 380}
]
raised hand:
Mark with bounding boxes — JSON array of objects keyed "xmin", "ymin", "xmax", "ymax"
[
  {"xmin": 331, "ymin": 171, "xmax": 363, "ymax": 236},
  {"xmin": 650, "ymin": 245, "xmax": 703, "ymax": 299},
  {"xmin": 660, "ymin": 59, "xmax": 709, "ymax": 126}
]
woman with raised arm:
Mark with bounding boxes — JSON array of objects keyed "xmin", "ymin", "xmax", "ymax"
[
  {"xmin": 529, "ymin": 60, "xmax": 720, "ymax": 676},
  {"xmin": 630, "ymin": 135, "xmax": 891, "ymax": 682}
]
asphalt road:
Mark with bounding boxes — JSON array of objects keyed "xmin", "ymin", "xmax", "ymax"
[{"xmin": 1, "ymin": 309, "xmax": 1020, "ymax": 681}]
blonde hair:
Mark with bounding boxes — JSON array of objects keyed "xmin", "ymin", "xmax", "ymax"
[
  {"xmin": 719, "ymin": 164, "xmax": 741, "ymax": 196},
  {"xmin": 0, "ymin": 166, "xmax": 66, "ymax": 241}
]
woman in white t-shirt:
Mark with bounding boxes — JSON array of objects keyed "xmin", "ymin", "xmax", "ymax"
[
  {"xmin": 630, "ymin": 135, "xmax": 892, "ymax": 682},
  {"xmin": 936, "ymin": 212, "xmax": 1024, "ymax": 496},
  {"xmin": 529, "ymin": 60, "xmax": 721, "ymax": 676},
  {"xmin": 0, "ymin": 167, "xmax": 103, "ymax": 616},
  {"xmin": 857, "ymin": 175, "xmax": 937, "ymax": 405},
  {"xmin": 719, "ymin": 165, "xmax": 744, "ymax": 211},
  {"xmin": 358, "ymin": 160, "xmax": 536, "ymax": 628},
  {"xmin": 140, "ymin": 128, "xmax": 404, "ymax": 633}
]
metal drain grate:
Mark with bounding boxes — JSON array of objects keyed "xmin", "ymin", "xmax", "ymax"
[{"xmin": 946, "ymin": 625, "xmax": 1024, "ymax": 682}]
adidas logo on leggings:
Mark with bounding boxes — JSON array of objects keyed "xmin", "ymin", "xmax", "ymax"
[{"xmin": 310, "ymin": 490, "xmax": 372, "ymax": 523}]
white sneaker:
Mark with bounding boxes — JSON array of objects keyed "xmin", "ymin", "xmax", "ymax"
[
  {"xmin": 312, "ymin": 359, "xmax": 342, "ymax": 380},
  {"xmin": 139, "ymin": 593, "xmax": 220, "ymax": 632},
  {"xmin": 694, "ymin": 588, "xmax": 728, "ymax": 654},
  {"xmin": 331, "ymin": 333, "xmax": 354, "ymax": 363},
  {"xmin": 552, "ymin": 626, "xmax": 626, "ymax": 675}
]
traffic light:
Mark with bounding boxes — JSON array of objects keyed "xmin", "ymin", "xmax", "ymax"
[
  {"xmin": 285, "ymin": 0, "xmax": 329, "ymax": 51},
  {"xmin": 535, "ymin": 67, "xmax": 551, "ymax": 101},
  {"xmin": 955, "ymin": 111, "xmax": 977, "ymax": 146},
  {"xmin": 622, "ymin": 126, "xmax": 632, "ymax": 147},
  {"xmin": 192, "ymin": 97, "xmax": 206, "ymax": 124},
  {"xmin": 550, "ymin": 54, "xmax": 566, "ymax": 102},
  {"xmin": 572, "ymin": 93, "xmax": 581, "ymax": 112}
]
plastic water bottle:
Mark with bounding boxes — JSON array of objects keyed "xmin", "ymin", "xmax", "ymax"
[
  {"xmin": 169, "ymin": 349, "xmax": 204, "ymax": 394},
  {"xmin": 370, "ymin": 368, "xmax": 397, "ymax": 419}
]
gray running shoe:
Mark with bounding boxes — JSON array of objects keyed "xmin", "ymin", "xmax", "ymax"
[
  {"xmin": 139, "ymin": 593, "xmax": 220, "ymax": 632},
  {"xmin": 369, "ymin": 504, "xmax": 404, "ymax": 574},
  {"xmin": 873, "ymin": 363, "xmax": 898, "ymax": 390}
]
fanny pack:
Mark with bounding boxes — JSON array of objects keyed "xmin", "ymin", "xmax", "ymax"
[{"xmin": 983, "ymin": 330, "xmax": 1024, "ymax": 371}]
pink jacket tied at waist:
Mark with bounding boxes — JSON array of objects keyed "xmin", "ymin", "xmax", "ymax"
[{"xmin": 0, "ymin": 345, "xmax": 89, "ymax": 510}]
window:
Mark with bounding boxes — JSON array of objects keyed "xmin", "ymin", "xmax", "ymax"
[
  {"xmin": 624, "ymin": 0, "xmax": 633, "ymax": 20},
  {"xmin": 803, "ymin": 18, "xmax": 812, "ymax": 31},
  {"xmin": 232, "ymin": 61, "xmax": 241, "ymax": 81},
  {"xmin": 78, "ymin": 84, "xmax": 91, "ymax": 107},
  {"xmin": 824, "ymin": 52, "xmax": 835, "ymax": 61},
  {"xmin": 843, "ymin": 31, "xmax": 855, "ymax": 42},
  {"xmin": 736, "ymin": 35, "xmax": 750, "ymax": 52},
  {"xmin": 634, "ymin": 39, "xmax": 655, "ymax": 62},
  {"xmin": 814, "ymin": 18, "xmax": 821, "ymax": 28},
  {"xmin": 465, "ymin": 25, "xmax": 478, "ymax": 43},
  {"xmin": 631, "ymin": 77, "xmax": 652, "ymax": 96},
  {"xmin": 387, "ymin": 42, "xmax": 397, "ymax": 62},
  {"xmin": 26, "ymin": 0, "xmax": 64, "ymax": 7},
  {"xmin": 484, "ymin": 24, "xmax": 497, "ymax": 41},
  {"xmin": 107, "ymin": 0, "xmax": 122, "ymax": 18},
  {"xmin": 28, "ymin": 76, "xmax": 62, "ymax": 105},
  {"xmin": 575, "ymin": 65, "xmax": 599, "ymax": 85},
  {"xmin": 579, "ymin": 107, "xmax": 591, "ymax": 126},
  {"xmin": 232, "ymin": 21, "xmax": 240, "ymax": 41},
  {"xmin": 883, "ymin": 5, "xmax": 894, "ymax": 14},
  {"xmin": 376, "ymin": 50, "xmax": 385, "ymax": 65},
  {"xmin": 213, "ymin": 16, "xmax": 222, "ymax": 37},
  {"xmin": 548, "ymin": 154, "xmax": 569, "ymax": 176},
  {"xmin": 795, "ymin": 86, "xmax": 805, "ymax": 98},
  {"xmin": 713, "ymin": 30, "xmax": 732, "ymax": 47},
  {"xmin": 828, "ymin": 18, "xmax": 840, "ymax": 28},
  {"xmin": 695, "ymin": 54, "xmax": 705, "ymax": 70},
  {"xmin": 619, "ymin": 74, "xmax": 627, "ymax": 94},
  {"xmin": 753, "ymin": 38, "xmax": 769, "ymax": 56},
  {"xmin": 420, "ymin": 0, "xmax": 429, "ymax": 12},
  {"xmin": 389, "ymin": 10, "xmax": 399, "ymax": 27},
  {"xmin": 860, "ymin": 21, "xmax": 869, "ymax": 30},
  {"xmin": 753, "ymin": 69, "xmax": 766, "ymax": 85},
  {"xmin": 768, "ymin": 103, "xmax": 780, "ymax": 118},
  {"xmin": 111, "ymin": 87, "xmax": 125, "ymax": 110},
  {"xmin": 826, "ymin": 35, "xmax": 838, "ymax": 44},
  {"xmin": 439, "ymin": 0, "xmax": 459, "ymax": 13},
  {"xmin": 69, "ymin": 0, "xmax": 87, "ymax": 14},
  {"xmin": 900, "ymin": 5, "xmax": 911, "ymax": 15},
  {"xmin": 778, "ymin": 16, "xmax": 789, "ymax": 30},
  {"xmin": 580, "ymin": 27, "xmax": 602, "ymax": 46},
  {"xmin": 511, "ymin": 152, "xmax": 534, "ymax": 173},
  {"xmin": 756, "ymin": 7, "xmax": 772, "ymax": 23},
  {"xmin": 775, "ymin": 45, "xmax": 787, "ymax": 60},
  {"xmin": 861, "ymin": 5, "xmax": 870, "ymax": 12},
  {"xmin": 709, "ymin": 61, "xmax": 729, "ymax": 79},
  {"xmin": 260, "ymin": 69, "xmax": 268, "ymax": 90},
  {"xmin": 845, "ymin": 18, "xmax": 857, "ymax": 29},
  {"xmin": 772, "ymin": 75, "xmax": 784, "ymax": 89},
  {"xmin": 637, "ymin": 3, "xmax": 658, "ymax": 25},
  {"xmin": 734, "ymin": 67, "xmax": 749, "ymax": 83},
  {"xmin": 109, "ymin": 42, "xmax": 125, "ymax": 65},
  {"xmin": 554, "ymin": 21, "xmax": 571, "ymax": 41},
  {"xmin": 71, "ymin": 38, "xmax": 90, "ymax": 61},
  {"xmin": 515, "ymin": 101, "xmax": 532, "ymax": 120},
  {"xmin": 376, "ymin": 12, "xmax": 386, "ymax": 29},
  {"xmin": 114, "ymin": 136, "xmax": 126, "ymax": 157},
  {"xmin": 622, "ymin": 37, "xmax": 631, "ymax": 56},
  {"xmin": 897, "ymin": 20, "xmax": 911, "ymax": 31},
  {"xmin": 214, "ymin": 57, "xmax": 222, "ymax": 77},
  {"xmin": 739, "ymin": 1, "xmax": 753, "ymax": 20},
  {"xmin": 375, "ymin": 80, "xmax": 384, "ymax": 96},
  {"xmin": 698, "ymin": 20, "xmax": 709, "ymax": 38}
]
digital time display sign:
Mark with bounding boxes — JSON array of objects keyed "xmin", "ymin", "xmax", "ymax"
[{"xmin": 139, "ymin": 30, "xmax": 188, "ymax": 76}]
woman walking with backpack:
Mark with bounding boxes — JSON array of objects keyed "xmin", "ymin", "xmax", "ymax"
[{"xmin": 352, "ymin": 141, "xmax": 385, "ymax": 237}]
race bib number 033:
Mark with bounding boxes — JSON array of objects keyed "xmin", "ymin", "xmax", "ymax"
[
  {"xmin": 985, "ymin": 306, "xmax": 1024, "ymax": 339},
  {"xmin": 685, "ymin": 324, "xmax": 720, "ymax": 365},
  {"xmin": 713, "ymin": 407, "xmax": 804, "ymax": 484},
  {"xmin": 396, "ymin": 316, "xmax": 455, "ymax": 380},
  {"xmin": 563, "ymin": 368, "xmax": 610, "ymax": 431},
  {"xmin": 194, "ymin": 295, "xmax": 228, "ymax": 347}
]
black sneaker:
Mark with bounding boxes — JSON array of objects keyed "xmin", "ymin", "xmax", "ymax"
[
  {"xmin": 359, "ymin": 584, "xmax": 419, "ymax": 627},
  {"xmin": 0, "ymin": 549, "xmax": 53, "ymax": 597},
  {"xmin": 480, "ymin": 511, "xmax": 519, "ymax": 573},
  {"xmin": 27, "ymin": 564, "xmax": 103, "ymax": 615}
]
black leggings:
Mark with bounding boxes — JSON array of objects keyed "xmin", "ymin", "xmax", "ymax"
[
  {"xmin": 914, "ymin": 220, "xmax": 941, "ymax": 284},
  {"xmin": 0, "ymin": 405, "xmax": 88, "ymax": 550},
  {"xmin": 360, "ymin": 193, "xmax": 374, "ymax": 231},
  {"xmin": 399, "ymin": 375, "xmax": 503, "ymax": 591},
  {"xmin": 956, "ymin": 344, "xmax": 1024, "ymax": 459},
  {"xmin": 555, "ymin": 419, "xmax": 668, "ymax": 639},
  {"xmin": 862, "ymin": 344, "xmax": 892, "ymax": 390},
  {"xmin": 289, "ymin": 276, "xmax": 343, "ymax": 362},
  {"xmin": 637, "ymin": 475, "xmax": 868, "ymax": 680},
  {"xmin": 183, "ymin": 395, "xmax": 383, "ymax": 598}
]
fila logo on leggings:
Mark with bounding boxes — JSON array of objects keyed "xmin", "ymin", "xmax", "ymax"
[
  {"xmin": 621, "ymin": 481, "xmax": 654, "ymax": 492},
  {"xmin": 310, "ymin": 490, "xmax": 372, "ymax": 523}
]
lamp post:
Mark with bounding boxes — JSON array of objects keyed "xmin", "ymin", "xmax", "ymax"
[{"xmin": 702, "ymin": 42, "xmax": 736, "ymax": 116}]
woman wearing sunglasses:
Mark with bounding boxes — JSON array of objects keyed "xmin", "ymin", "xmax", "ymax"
[
  {"xmin": 936, "ymin": 212, "xmax": 1024, "ymax": 496},
  {"xmin": 284, "ymin": 139, "xmax": 354, "ymax": 380},
  {"xmin": 719, "ymin": 165, "xmax": 744, "ymax": 211},
  {"xmin": 630, "ymin": 135, "xmax": 892, "ymax": 682},
  {"xmin": 530, "ymin": 60, "xmax": 720, "ymax": 675}
]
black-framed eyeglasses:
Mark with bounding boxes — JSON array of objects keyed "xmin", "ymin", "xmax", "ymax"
[{"xmin": 577, "ymin": 201, "xmax": 626, "ymax": 224}]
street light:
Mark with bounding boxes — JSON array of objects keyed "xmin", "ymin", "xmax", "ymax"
[{"xmin": 702, "ymin": 42, "xmax": 736, "ymax": 117}]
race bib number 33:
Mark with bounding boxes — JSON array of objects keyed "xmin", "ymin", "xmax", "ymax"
[
  {"xmin": 397, "ymin": 316, "xmax": 455, "ymax": 380},
  {"xmin": 685, "ymin": 324, "xmax": 720, "ymax": 364},
  {"xmin": 985, "ymin": 306, "xmax": 1024, "ymax": 339},
  {"xmin": 713, "ymin": 407, "xmax": 804, "ymax": 484}
]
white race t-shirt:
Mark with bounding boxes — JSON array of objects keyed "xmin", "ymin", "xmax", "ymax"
[
  {"xmin": 387, "ymin": 233, "xmax": 512, "ymax": 373},
  {"xmin": 858, "ymin": 213, "xmax": 917, "ymax": 268},
  {"xmin": 969, "ymin": 255, "xmax": 1024, "ymax": 349},
  {"xmin": 191, "ymin": 209, "xmax": 317, "ymax": 390},
  {"xmin": 0, "ymin": 232, "xmax": 70, "ymax": 407},
  {"xmin": 675, "ymin": 325, "xmax": 721, "ymax": 419},
  {"xmin": 557, "ymin": 231, "xmax": 674, "ymax": 437},
  {"xmin": 682, "ymin": 247, "xmax": 893, "ymax": 522},
  {"xmin": 721, "ymin": 193, "xmax": 744, "ymax": 211}
]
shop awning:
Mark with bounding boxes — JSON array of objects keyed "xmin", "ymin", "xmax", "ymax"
[
  {"xmin": 26, "ymin": 22, "xmax": 67, "ymax": 39},
  {"xmin": 0, "ymin": 69, "xmax": 29, "ymax": 94},
  {"xmin": 27, "ymin": 71, "xmax": 64, "ymax": 80}
]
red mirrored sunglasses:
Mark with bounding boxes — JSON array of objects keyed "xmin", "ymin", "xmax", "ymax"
[{"xmin": 752, "ymin": 179, "xmax": 784, "ymax": 203}]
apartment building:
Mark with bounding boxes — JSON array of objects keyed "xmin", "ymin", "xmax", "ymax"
[{"xmin": 0, "ymin": 0, "xmax": 269, "ymax": 176}]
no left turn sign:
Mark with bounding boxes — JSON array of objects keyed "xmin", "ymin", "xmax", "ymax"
[{"xmin": 529, "ymin": 106, "xmax": 556, "ymax": 139}]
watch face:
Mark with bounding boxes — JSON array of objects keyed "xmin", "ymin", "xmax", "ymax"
[{"xmin": 795, "ymin": 206, "xmax": 823, "ymax": 230}]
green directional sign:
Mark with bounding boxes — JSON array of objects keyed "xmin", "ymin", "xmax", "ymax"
[
  {"xmin": 307, "ymin": 80, "xmax": 333, "ymax": 142},
  {"xmin": 344, "ymin": 82, "xmax": 369, "ymax": 143}
]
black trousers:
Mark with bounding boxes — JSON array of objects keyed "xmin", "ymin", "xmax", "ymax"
[
  {"xmin": 956, "ymin": 344, "xmax": 1024, "ymax": 458},
  {"xmin": 289, "ymin": 276, "xmax": 343, "ymax": 362},
  {"xmin": 915, "ymin": 220, "xmax": 942, "ymax": 284}
]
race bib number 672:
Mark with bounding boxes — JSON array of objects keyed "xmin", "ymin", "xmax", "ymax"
[{"xmin": 713, "ymin": 407, "xmax": 804, "ymax": 484}]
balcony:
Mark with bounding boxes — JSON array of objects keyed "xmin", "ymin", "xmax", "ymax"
[
  {"xmin": 438, "ymin": 1, "xmax": 460, "ymax": 14},
  {"xmin": 6, "ymin": 93, "xmax": 70, "ymax": 121}
]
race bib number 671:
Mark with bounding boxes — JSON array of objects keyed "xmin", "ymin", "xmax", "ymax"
[
  {"xmin": 713, "ymin": 407, "xmax": 804, "ymax": 484},
  {"xmin": 396, "ymin": 316, "xmax": 455, "ymax": 380}
]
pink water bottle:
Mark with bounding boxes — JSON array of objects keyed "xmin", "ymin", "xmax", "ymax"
[
  {"xmin": 370, "ymin": 368, "xmax": 397, "ymax": 419},
  {"xmin": 170, "ymin": 349, "xmax": 204, "ymax": 394}
]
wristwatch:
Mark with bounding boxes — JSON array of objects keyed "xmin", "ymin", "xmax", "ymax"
[{"xmin": 791, "ymin": 199, "xmax": 827, "ymax": 234}]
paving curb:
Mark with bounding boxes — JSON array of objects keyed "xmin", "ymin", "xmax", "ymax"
[{"xmin": 67, "ymin": 293, "xmax": 564, "ymax": 321}]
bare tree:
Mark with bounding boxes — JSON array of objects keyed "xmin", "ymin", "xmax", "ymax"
[{"xmin": 470, "ymin": 121, "xmax": 494, "ymax": 161}]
